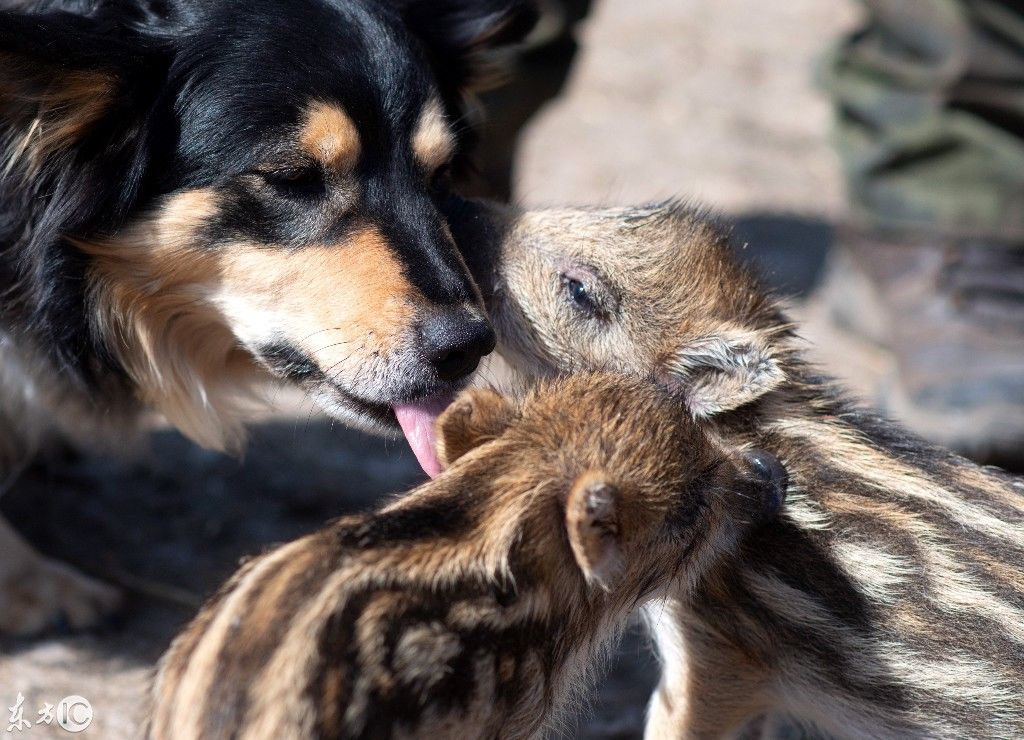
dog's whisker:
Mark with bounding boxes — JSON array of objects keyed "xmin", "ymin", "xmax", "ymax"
[
  {"xmin": 295, "ymin": 326, "xmax": 349, "ymax": 345},
  {"xmin": 306, "ymin": 339, "xmax": 357, "ymax": 356}
]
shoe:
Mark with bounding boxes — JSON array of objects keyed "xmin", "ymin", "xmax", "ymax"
[{"xmin": 804, "ymin": 227, "xmax": 1024, "ymax": 470}]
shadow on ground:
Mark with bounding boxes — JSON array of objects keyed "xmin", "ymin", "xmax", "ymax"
[{"xmin": 0, "ymin": 212, "xmax": 831, "ymax": 738}]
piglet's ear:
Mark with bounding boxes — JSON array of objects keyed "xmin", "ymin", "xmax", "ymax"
[
  {"xmin": 566, "ymin": 472, "xmax": 623, "ymax": 591},
  {"xmin": 436, "ymin": 388, "xmax": 518, "ymax": 468},
  {"xmin": 663, "ymin": 331, "xmax": 784, "ymax": 417}
]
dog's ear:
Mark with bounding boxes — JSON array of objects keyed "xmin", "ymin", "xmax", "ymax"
[
  {"xmin": 565, "ymin": 471, "xmax": 623, "ymax": 591},
  {"xmin": 0, "ymin": 11, "xmax": 166, "ymax": 184},
  {"xmin": 399, "ymin": 0, "xmax": 538, "ymax": 92},
  {"xmin": 436, "ymin": 388, "xmax": 519, "ymax": 468},
  {"xmin": 662, "ymin": 330, "xmax": 785, "ymax": 417}
]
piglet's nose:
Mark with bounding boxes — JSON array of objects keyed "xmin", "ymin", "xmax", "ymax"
[
  {"xmin": 419, "ymin": 308, "xmax": 496, "ymax": 382},
  {"xmin": 742, "ymin": 449, "xmax": 788, "ymax": 517}
]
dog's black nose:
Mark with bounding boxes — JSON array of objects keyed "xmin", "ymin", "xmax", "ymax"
[
  {"xmin": 419, "ymin": 309, "xmax": 496, "ymax": 382},
  {"xmin": 742, "ymin": 449, "xmax": 788, "ymax": 517}
]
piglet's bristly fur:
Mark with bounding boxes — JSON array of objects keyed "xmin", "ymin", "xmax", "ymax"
[
  {"xmin": 150, "ymin": 373, "xmax": 785, "ymax": 740},
  {"xmin": 445, "ymin": 198, "xmax": 1024, "ymax": 739}
]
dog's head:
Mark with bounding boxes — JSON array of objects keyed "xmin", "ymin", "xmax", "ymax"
[{"xmin": 0, "ymin": 0, "xmax": 535, "ymax": 463}]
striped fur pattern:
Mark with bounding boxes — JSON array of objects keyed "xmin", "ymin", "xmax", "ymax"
[
  {"xmin": 150, "ymin": 373, "xmax": 784, "ymax": 740},
  {"xmin": 448, "ymin": 199, "xmax": 1024, "ymax": 738}
]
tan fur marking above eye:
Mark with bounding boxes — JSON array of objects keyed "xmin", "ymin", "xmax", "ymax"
[
  {"xmin": 1, "ymin": 55, "xmax": 116, "ymax": 175},
  {"xmin": 412, "ymin": 99, "xmax": 455, "ymax": 173},
  {"xmin": 300, "ymin": 101, "xmax": 360, "ymax": 171}
]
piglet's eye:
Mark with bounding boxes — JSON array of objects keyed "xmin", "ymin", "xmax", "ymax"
[
  {"xmin": 561, "ymin": 275, "xmax": 601, "ymax": 317},
  {"xmin": 567, "ymin": 278, "xmax": 588, "ymax": 304}
]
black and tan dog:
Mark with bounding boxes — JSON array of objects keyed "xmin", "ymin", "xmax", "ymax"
[{"xmin": 0, "ymin": 0, "xmax": 534, "ymax": 634}]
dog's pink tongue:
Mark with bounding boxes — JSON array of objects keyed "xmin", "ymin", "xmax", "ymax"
[{"xmin": 394, "ymin": 396, "xmax": 453, "ymax": 478}]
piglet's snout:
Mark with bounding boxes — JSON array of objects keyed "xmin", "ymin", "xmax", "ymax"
[{"xmin": 741, "ymin": 449, "xmax": 788, "ymax": 518}]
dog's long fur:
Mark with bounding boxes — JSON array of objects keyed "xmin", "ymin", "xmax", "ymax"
[
  {"xmin": 150, "ymin": 373, "xmax": 786, "ymax": 739},
  {"xmin": 0, "ymin": 0, "xmax": 535, "ymax": 634},
  {"xmin": 447, "ymin": 198, "xmax": 1024, "ymax": 738}
]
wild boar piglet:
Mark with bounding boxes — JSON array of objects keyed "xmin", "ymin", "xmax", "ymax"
[
  {"xmin": 448, "ymin": 198, "xmax": 1024, "ymax": 738},
  {"xmin": 150, "ymin": 372, "xmax": 786, "ymax": 740}
]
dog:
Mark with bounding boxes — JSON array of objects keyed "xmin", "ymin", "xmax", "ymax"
[{"xmin": 0, "ymin": 0, "xmax": 535, "ymax": 635}]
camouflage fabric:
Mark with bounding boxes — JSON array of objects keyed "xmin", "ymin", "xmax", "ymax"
[{"xmin": 822, "ymin": 0, "xmax": 1024, "ymax": 241}]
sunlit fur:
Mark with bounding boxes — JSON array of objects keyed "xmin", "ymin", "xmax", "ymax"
[
  {"xmin": 448, "ymin": 198, "xmax": 1024, "ymax": 738},
  {"xmin": 150, "ymin": 373, "xmax": 780, "ymax": 739}
]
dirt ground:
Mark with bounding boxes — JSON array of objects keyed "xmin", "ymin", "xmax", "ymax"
[{"xmin": 0, "ymin": 1, "xmax": 860, "ymax": 737}]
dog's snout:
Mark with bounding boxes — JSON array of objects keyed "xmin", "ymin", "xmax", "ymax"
[{"xmin": 419, "ymin": 309, "xmax": 496, "ymax": 382}]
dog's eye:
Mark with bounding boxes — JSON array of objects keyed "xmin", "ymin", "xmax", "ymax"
[{"xmin": 259, "ymin": 166, "xmax": 325, "ymax": 198}]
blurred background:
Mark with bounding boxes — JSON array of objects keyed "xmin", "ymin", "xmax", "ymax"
[{"xmin": 4, "ymin": 0, "xmax": 1023, "ymax": 736}]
